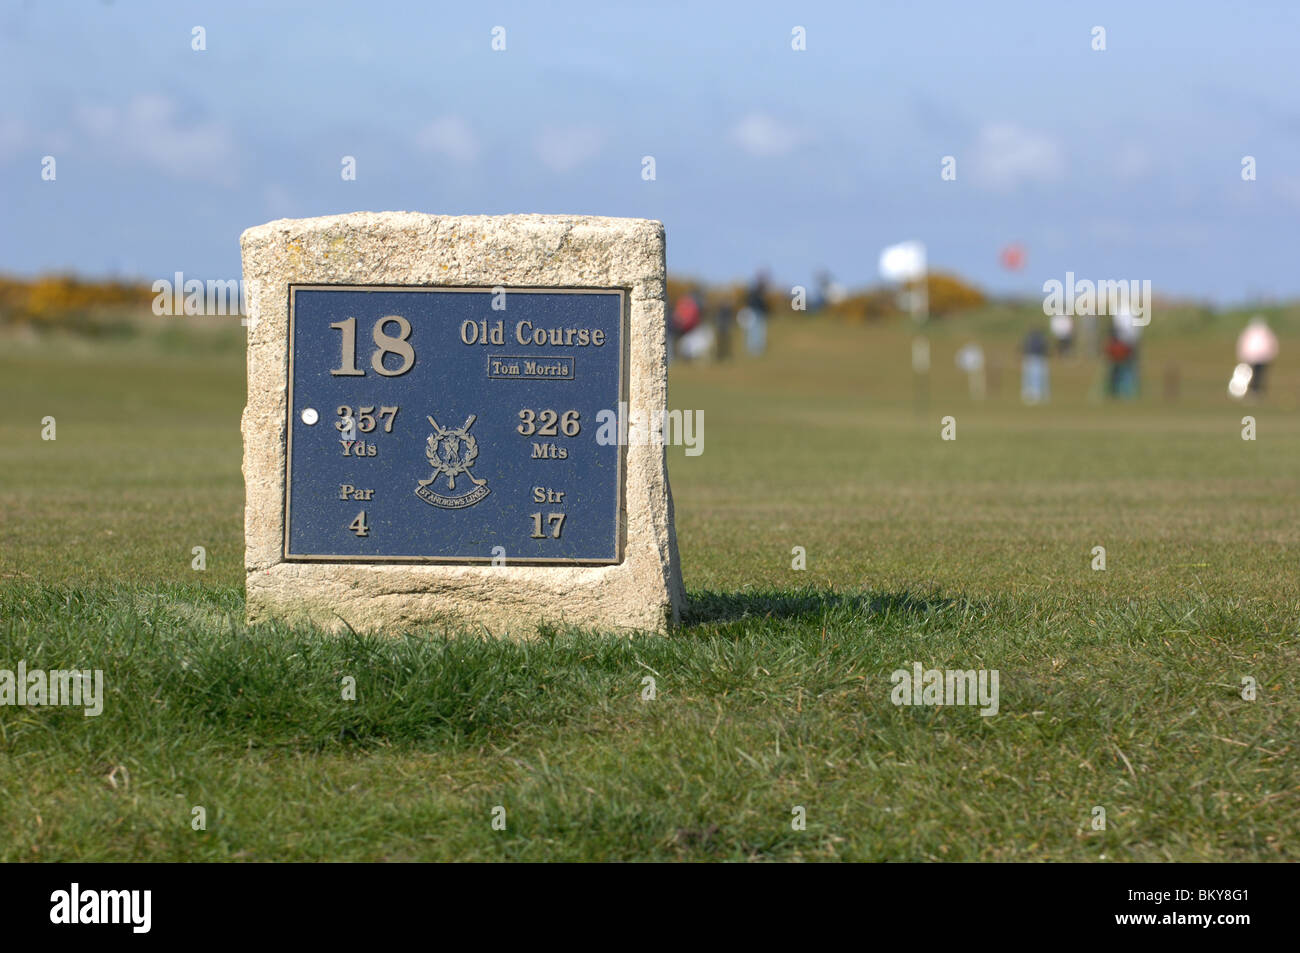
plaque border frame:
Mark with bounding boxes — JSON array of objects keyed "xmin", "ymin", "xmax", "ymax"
[{"xmin": 282, "ymin": 284, "xmax": 628, "ymax": 566}]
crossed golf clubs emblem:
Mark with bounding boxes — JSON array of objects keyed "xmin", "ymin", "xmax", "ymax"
[{"xmin": 418, "ymin": 414, "xmax": 488, "ymax": 492}]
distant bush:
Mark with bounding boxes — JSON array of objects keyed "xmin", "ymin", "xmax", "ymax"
[
  {"xmin": 2, "ymin": 270, "xmax": 987, "ymax": 333},
  {"xmin": 805, "ymin": 271, "xmax": 985, "ymax": 321},
  {"xmin": 924, "ymin": 271, "xmax": 986, "ymax": 317},
  {"xmin": 0, "ymin": 274, "xmax": 153, "ymax": 329},
  {"xmin": 666, "ymin": 270, "xmax": 985, "ymax": 322}
]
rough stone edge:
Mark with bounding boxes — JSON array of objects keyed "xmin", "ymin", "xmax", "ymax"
[{"xmin": 239, "ymin": 212, "xmax": 685, "ymax": 637}]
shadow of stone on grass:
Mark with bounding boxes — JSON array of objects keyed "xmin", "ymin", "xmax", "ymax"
[{"xmin": 680, "ymin": 588, "xmax": 969, "ymax": 626}]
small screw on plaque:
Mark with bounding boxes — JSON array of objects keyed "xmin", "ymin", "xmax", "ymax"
[{"xmin": 301, "ymin": 408, "xmax": 319, "ymax": 425}]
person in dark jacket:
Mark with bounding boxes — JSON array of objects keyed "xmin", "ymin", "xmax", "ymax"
[{"xmin": 1021, "ymin": 328, "xmax": 1049, "ymax": 403}]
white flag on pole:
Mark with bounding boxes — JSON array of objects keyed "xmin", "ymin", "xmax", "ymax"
[{"xmin": 879, "ymin": 241, "xmax": 927, "ymax": 282}]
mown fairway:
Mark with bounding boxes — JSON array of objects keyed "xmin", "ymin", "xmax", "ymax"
[{"xmin": 1, "ymin": 310, "xmax": 1296, "ymax": 861}]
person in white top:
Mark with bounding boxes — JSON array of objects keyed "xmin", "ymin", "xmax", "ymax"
[
  {"xmin": 1237, "ymin": 316, "xmax": 1280, "ymax": 394},
  {"xmin": 1105, "ymin": 308, "xmax": 1141, "ymax": 398},
  {"xmin": 1049, "ymin": 313, "xmax": 1074, "ymax": 356}
]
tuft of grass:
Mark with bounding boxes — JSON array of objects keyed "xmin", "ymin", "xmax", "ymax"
[{"xmin": 0, "ymin": 581, "xmax": 1295, "ymax": 861}]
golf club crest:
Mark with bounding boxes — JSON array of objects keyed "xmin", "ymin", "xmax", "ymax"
[{"xmin": 415, "ymin": 413, "xmax": 491, "ymax": 509}]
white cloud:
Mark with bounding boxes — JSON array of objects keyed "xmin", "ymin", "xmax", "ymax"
[
  {"xmin": 731, "ymin": 113, "xmax": 804, "ymax": 157},
  {"xmin": 74, "ymin": 95, "xmax": 238, "ymax": 186},
  {"xmin": 416, "ymin": 116, "xmax": 480, "ymax": 163},
  {"xmin": 534, "ymin": 125, "xmax": 604, "ymax": 173},
  {"xmin": 969, "ymin": 121, "xmax": 1065, "ymax": 190}
]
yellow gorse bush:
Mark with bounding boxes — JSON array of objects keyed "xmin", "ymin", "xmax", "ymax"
[
  {"xmin": 0, "ymin": 274, "xmax": 153, "ymax": 326},
  {"xmin": 667, "ymin": 271, "xmax": 985, "ymax": 322}
]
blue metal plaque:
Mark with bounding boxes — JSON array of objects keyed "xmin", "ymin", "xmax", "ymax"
[{"xmin": 284, "ymin": 286, "xmax": 626, "ymax": 564}]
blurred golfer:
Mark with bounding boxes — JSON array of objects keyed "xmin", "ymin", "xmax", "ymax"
[
  {"xmin": 1236, "ymin": 316, "xmax": 1279, "ymax": 395},
  {"xmin": 1105, "ymin": 308, "xmax": 1141, "ymax": 398},
  {"xmin": 1050, "ymin": 312, "xmax": 1074, "ymax": 356},
  {"xmin": 713, "ymin": 297, "xmax": 734, "ymax": 362},
  {"xmin": 669, "ymin": 288, "xmax": 702, "ymax": 364},
  {"xmin": 956, "ymin": 342, "xmax": 986, "ymax": 400},
  {"xmin": 738, "ymin": 270, "xmax": 770, "ymax": 356},
  {"xmin": 1021, "ymin": 329, "xmax": 1049, "ymax": 403}
]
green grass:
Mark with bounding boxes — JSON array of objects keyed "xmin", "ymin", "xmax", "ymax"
[{"xmin": 1, "ymin": 310, "xmax": 1296, "ymax": 861}]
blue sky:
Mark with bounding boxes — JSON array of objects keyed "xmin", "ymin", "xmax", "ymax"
[{"xmin": 2, "ymin": 0, "xmax": 1299, "ymax": 302}]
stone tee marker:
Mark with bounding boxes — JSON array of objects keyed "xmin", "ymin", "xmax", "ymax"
[{"xmin": 240, "ymin": 213, "xmax": 685, "ymax": 635}]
